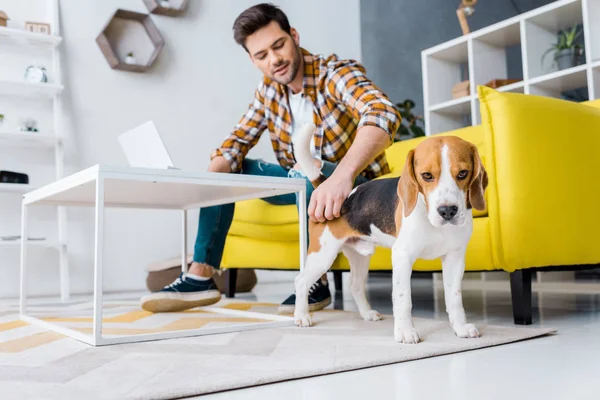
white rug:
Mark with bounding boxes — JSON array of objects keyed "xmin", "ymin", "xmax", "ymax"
[{"xmin": 0, "ymin": 301, "xmax": 556, "ymax": 400}]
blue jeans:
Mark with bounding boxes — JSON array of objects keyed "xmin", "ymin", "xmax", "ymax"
[{"xmin": 193, "ymin": 158, "xmax": 369, "ymax": 269}]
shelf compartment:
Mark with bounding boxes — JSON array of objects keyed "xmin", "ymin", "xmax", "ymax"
[
  {"xmin": 96, "ymin": 9, "xmax": 165, "ymax": 73},
  {"xmin": 529, "ymin": 64, "xmax": 588, "ymax": 99},
  {"xmin": 0, "ymin": 132, "xmax": 60, "ymax": 148},
  {"xmin": 143, "ymin": 0, "xmax": 189, "ymax": 16},
  {"xmin": 0, "ymin": 26, "xmax": 62, "ymax": 48},
  {"xmin": 524, "ymin": 1, "xmax": 585, "ymax": 79},
  {"xmin": 588, "ymin": 0, "xmax": 600, "ymax": 63},
  {"xmin": 424, "ymin": 40, "xmax": 470, "ymax": 107},
  {"xmin": 0, "ymin": 80, "xmax": 64, "ymax": 99},
  {"xmin": 472, "ymin": 18, "xmax": 524, "ymax": 93},
  {"xmin": 429, "ymin": 95, "xmax": 473, "ymax": 115}
]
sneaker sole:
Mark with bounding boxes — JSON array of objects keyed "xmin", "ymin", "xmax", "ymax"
[
  {"xmin": 141, "ymin": 290, "xmax": 222, "ymax": 313},
  {"xmin": 277, "ymin": 297, "xmax": 332, "ymax": 315}
]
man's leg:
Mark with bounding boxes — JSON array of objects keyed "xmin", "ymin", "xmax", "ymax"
[
  {"xmin": 141, "ymin": 159, "xmax": 290, "ymax": 313},
  {"xmin": 278, "ymin": 161, "xmax": 369, "ymax": 314}
]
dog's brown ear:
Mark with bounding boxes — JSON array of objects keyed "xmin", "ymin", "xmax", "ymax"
[
  {"xmin": 467, "ymin": 145, "xmax": 488, "ymax": 211},
  {"xmin": 397, "ymin": 149, "xmax": 419, "ymax": 217}
]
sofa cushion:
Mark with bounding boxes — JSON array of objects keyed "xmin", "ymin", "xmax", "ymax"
[
  {"xmin": 233, "ymin": 198, "xmax": 298, "ymax": 225},
  {"xmin": 478, "ymin": 85, "xmax": 600, "ymax": 270}
]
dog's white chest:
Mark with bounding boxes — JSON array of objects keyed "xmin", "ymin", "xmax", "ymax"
[{"xmin": 396, "ymin": 201, "xmax": 473, "ymax": 260}]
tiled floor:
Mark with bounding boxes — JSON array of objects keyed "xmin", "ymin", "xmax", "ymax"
[{"xmin": 194, "ymin": 272, "xmax": 600, "ymax": 400}]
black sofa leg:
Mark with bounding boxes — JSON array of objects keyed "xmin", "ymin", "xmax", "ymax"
[
  {"xmin": 333, "ymin": 271, "xmax": 343, "ymax": 293},
  {"xmin": 509, "ymin": 269, "xmax": 532, "ymax": 325},
  {"xmin": 225, "ymin": 269, "xmax": 238, "ymax": 298}
]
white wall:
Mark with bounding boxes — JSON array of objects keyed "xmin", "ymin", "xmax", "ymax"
[{"xmin": 0, "ymin": 0, "xmax": 361, "ymax": 298}]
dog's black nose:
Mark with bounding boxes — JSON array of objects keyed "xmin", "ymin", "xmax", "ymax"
[{"xmin": 438, "ymin": 205, "xmax": 458, "ymax": 221}]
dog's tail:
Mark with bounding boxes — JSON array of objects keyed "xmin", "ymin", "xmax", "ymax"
[{"xmin": 292, "ymin": 123, "xmax": 326, "ymax": 188}]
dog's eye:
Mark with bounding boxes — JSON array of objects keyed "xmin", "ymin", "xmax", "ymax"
[
  {"xmin": 421, "ymin": 172, "xmax": 434, "ymax": 182},
  {"xmin": 457, "ymin": 170, "xmax": 469, "ymax": 180}
]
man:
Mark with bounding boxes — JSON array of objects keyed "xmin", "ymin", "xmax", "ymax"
[{"xmin": 141, "ymin": 3, "xmax": 400, "ymax": 314}]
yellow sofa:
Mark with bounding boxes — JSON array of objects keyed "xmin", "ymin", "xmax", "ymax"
[{"xmin": 220, "ymin": 87, "xmax": 600, "ymax": 325}]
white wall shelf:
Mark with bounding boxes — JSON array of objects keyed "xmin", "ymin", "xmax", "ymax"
[
  {"xmin": 0, "ymin": 80, "xmax": 64, "ymax": 99},
  {"xmin": 0, "ymin": 26, "xmax": 62, "ymax": 48},
  {"xmin": 0, "ymin": 0, "xmax": 69, "ymax": 302},
  {"xmin": 422, "ymin": 0, "xmax": 599, "ymax": 135},
  {"xmin": 0, "ymin": 183, "xmax": 37, "ymax": 193},
  {"xmin": 0, "ymin": 239, "xmax": 59, "ymax": 250},
  {"xmin": 0, "ymin": 132, "xmax": 60, "ymax": 148}
]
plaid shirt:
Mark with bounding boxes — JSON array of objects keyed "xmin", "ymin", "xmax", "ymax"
[{"xmin": 211, "ymin": 48, "xmax": 401, "ymax": 180}]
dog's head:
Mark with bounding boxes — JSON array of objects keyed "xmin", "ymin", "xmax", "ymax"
[{"xmin": 397, "ymin": 136, "xmax": 488, "ymax": 227}]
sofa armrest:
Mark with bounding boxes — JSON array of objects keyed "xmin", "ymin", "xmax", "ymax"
[{"xmin": 479, "ymin": 86, "xmax": 600, "ymax": 271}]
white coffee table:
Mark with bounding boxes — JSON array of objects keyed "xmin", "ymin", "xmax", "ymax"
[{"xmin": 20, "ymin": 165, "xmax": 307, "ymax": 346}]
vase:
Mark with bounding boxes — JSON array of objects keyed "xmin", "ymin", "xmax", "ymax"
[
  {"xmin": 555, "ymin": 48, "xmax": 577, "ymax": 70},
  {"xmin": 125, "ymin": 55, "xmax": 137, "ymax": 65}
]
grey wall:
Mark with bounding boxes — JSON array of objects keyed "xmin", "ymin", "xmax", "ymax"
[{"xmin": 360, "ymin": 0, "xmax": 553, "ymax": 115}]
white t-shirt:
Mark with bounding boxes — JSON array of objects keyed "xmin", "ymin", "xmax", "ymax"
[{"xmin": 288, "ymin": 88, "xmax": 320, "ymax": 159}]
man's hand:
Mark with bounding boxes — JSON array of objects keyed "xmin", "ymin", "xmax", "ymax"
[{"xmin": 308, "ymin": 170, "xmax": 354, "ymax": 223}]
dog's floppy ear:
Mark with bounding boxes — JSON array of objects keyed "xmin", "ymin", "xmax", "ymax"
[
  {"xmin": 467, "ymin": 145, "xmax": 488, "ymax": 211},
  {"xmin": 397, "ymin": 149, "xmax": 419, "ymax": 217}
]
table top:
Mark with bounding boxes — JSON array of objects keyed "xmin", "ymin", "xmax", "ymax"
[{"xmin": 23, "ymin": 165, "xmax": 306, "ymax": 210}]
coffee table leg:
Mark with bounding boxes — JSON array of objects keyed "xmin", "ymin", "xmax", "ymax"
[
  {"xmin": 93, "ymin": 177, "xmax": 105, "ymax": 345},
  {"xmin": 20, "ymin": 202, "xmax": 28, "ymax": 315},
  {"xmin": 182, "ymin": 210, "xmax": 188, "ymax": 274},
  {"xmin": 298, "ymin": 187, "xmax": 307, "ymax": 272}
]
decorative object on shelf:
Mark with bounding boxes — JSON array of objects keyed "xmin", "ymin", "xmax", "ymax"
[
  {"xmin": 19, "ymin": 118, "xmax": 39, "ymax": 132},
  {"xmin": 25, "ymin": 21, "xmax": 51, "ymax": 35},
  {"xmin": 452, "ymin": 80, "xmax": 470, "ymax": 99},
  {"xmin": 484, "ymin": 79, "xmax": 521, "ymax": 89},
  {"xmin": 125, "ymin": 51, "xmax": 137, "ymax": 64},
  {"xmin": 96, "ymin": 9, "xmax": 165, "ymax": 72},
  {"xmin": 456, "ymin": 0, "xmax": 478, "ymax": 35},
  {"xmin": 393, "ymin": 99, "xmax": 425, "ymax": 141},
  {"xmin": 144, "ymin": 0, "xmax": 189, "ymax": 16},
  {"xmin": 0, "ymin": 10, "xmax": 8, "ymax": 27},
  {"xmin": 0, "ymin": 170, "xmax": 29, "ymax": 184},
  {"xmin": 24, "ymin": 65, "xmax": 48, "ymax": 83},
  {"xmin": 0, "ymin": 113, "xmax": 4, "ymax": 130},
  {"xmin": 542, "ymin": 24, "xmax": 585, "ymax": 71}
]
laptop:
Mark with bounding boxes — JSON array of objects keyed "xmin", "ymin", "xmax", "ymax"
[{"xmin": 118, "ymin": 121, "xmax": 177, "ymax": 169}]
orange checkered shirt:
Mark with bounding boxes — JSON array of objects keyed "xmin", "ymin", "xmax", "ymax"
[{"xmin": 211, "ymin": 48, "xmax": 401, "ymax": 180}]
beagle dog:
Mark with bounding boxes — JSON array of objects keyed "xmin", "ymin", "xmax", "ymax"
[{"xmin": 291, "ymin": 124, "xmax": 488, "ymax": 344}]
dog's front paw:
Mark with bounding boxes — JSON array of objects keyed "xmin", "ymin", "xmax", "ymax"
[
  {"xmin": 453, "ymin": 323, "xmax": 479, "ymax": 338},
  {"xmin": 362, "ymin": 309, "xmax": 382, "ymax": 322},
  {"xmin": 294, "ymin": 312, "xmax": 312, "ymax": 327},
  {"xmin": 394, "ymin": 327, "xmax": 421, "ymax": 344}
]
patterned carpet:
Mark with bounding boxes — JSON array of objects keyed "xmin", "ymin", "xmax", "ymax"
[{"xmin": 0, "ymin": 299, "xmax": 556, "ymax": 400}]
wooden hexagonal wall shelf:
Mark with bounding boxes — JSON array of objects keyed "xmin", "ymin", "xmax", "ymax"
[
  {"xmin": 143, "ymin": 0, "xmax": 189, "ymax": 17},
  {"xmin": 96, "ymin": 9, "xmax": 164, "ymax": 72}
]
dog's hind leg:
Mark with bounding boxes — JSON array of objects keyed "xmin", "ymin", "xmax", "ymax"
[
  {"xmin": 343, "ymin": 243, "xmax": 381, "ymax": 322},
  {"xmin": 294, "ymin": 225, "xmax": 344, "ymax": 327}
]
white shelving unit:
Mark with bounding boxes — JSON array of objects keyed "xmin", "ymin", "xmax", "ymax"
[
  {"xmin": 0, "ymin": 0, "xmax": 69, "ymax": 301},
  {"xmin": 422, "ymin": 0, "xmax": 600, "ymax": 135}
]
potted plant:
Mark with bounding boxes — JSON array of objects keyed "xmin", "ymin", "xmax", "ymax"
[
  {"xmin": 394, "ymin": 99, "xmax": 425, "ymax": 141},
  {"xmin": 125, "ymin": 51, "xmax": 137, "ymax": 64},
  {"xmin": 0, "ymin": 114, "xmax": 4, "ymax": 130},
  {"xmin": 542, "ymin": 25, "xmax": 584, "ymax": 71}
]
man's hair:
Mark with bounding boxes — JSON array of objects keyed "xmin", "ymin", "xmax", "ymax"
[{"xmin": 233, "ymin": 3, "xmax": 291, "ymax": 51}]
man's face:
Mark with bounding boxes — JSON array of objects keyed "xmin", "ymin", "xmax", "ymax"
[{"xmin": 245, "ymin": 21, "xmax": 302, "ymax": 85}]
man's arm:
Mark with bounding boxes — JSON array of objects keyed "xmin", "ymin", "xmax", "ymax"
[
  {"xmin": 308, "ymin": 59, "xmax": 401, "ymax": 222},
  {"xmin": 210, "ymin": 83, "xmax": 268, "ymax": 173}
]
